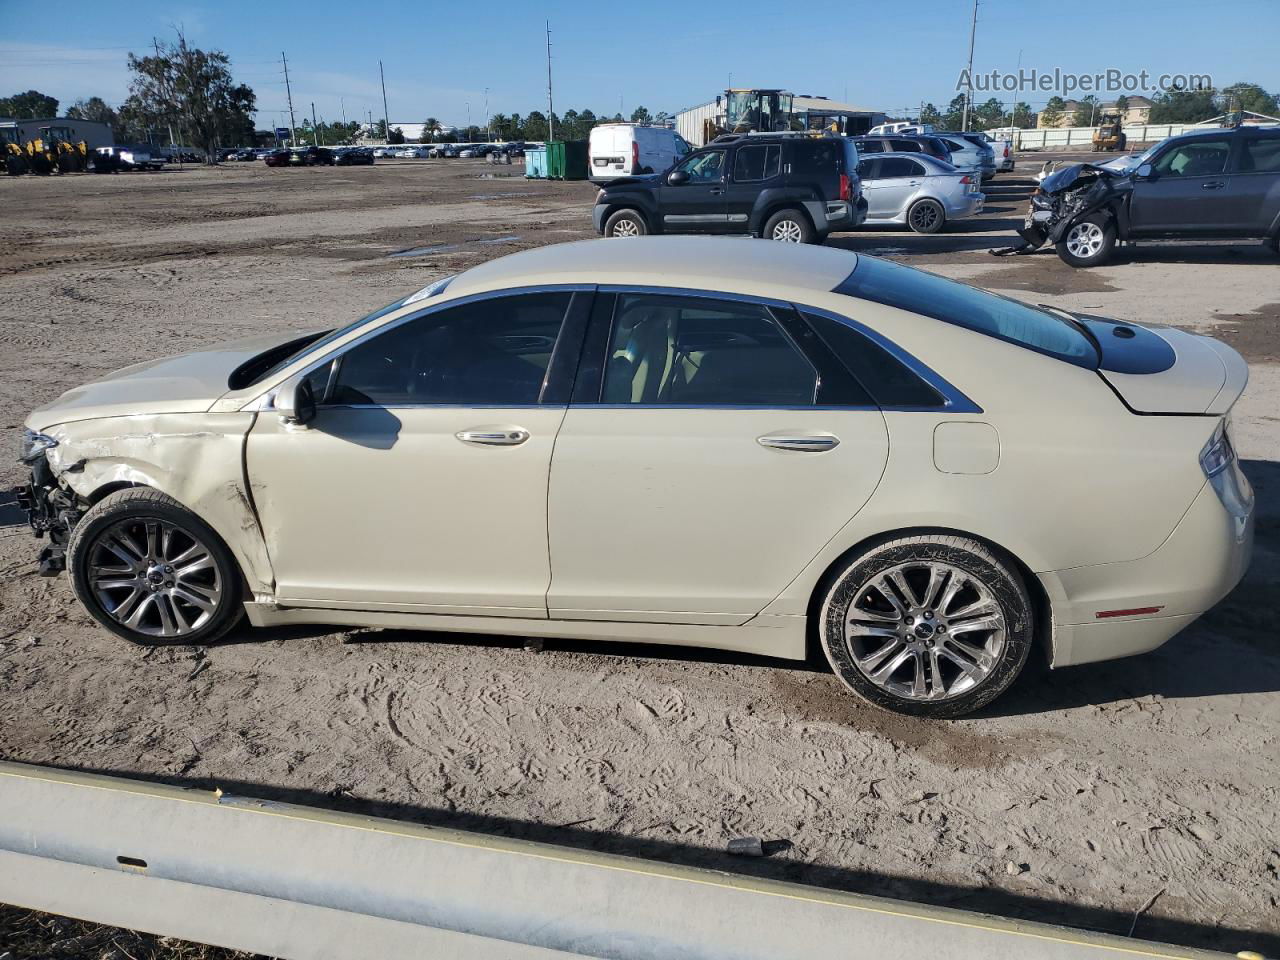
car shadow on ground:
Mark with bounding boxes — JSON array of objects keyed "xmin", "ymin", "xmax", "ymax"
[
  {"xmin": 42, "ymin": 761, "xmax": 1280, "ymax": 957},
  {"xmin": 0, "ymin": 489, "xmax": 25, "ymax": 530}
]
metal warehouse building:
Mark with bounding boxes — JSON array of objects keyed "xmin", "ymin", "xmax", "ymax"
[
  {"xmin": 0, "ymin": 117, "xmax": 115, "ymax": 149},
  {"xmin": 675, "ymin": 95, "xmax": 887, "ymax": 147}
]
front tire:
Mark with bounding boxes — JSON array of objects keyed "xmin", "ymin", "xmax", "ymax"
[
  {"xmin": 763, "ymin": 208, "xmax": 815, "ymax": 243},
  {"xmin": 818, "ymin": 534, "xmax": 1034, "ymax": 718},
  {"xmin": 604, "ymin": 209, "xmax": 648, "ymax": 238},
  {"xmin": 1055, "ymin": 213, "xmax": 1116, "ymax": 268},
  {"xmin": 67, "ymin": 489, "xmax": 244, "ymax": 646},
  {"xmin": 907, "ymin": 198, "xmax": 945, "ymax": 234}
]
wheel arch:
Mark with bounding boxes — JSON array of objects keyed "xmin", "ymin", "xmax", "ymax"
[
  {"xmin": 752, "ymin": 197, "xmax": 818, "ymax": 237},
  {"xmin": 601, "ymin": 203, "xmax": 657, "ymax": 233},
  {"xmin": 801, "ymin": 524, "xmax": 1053, "ymax": 669}
]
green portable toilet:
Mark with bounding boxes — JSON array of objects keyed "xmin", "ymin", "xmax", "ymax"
[{"xmin": 547, "ymin": 139, "xmax": 588, "ymax": 180}]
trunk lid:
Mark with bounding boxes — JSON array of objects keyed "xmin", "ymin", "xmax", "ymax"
[{"xmin": 1074, "ymin": 314, "xmax": 1248, "ymax": 414}]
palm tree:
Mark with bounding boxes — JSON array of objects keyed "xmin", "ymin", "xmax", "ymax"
[{"xmin": 421, "ymin": 117, "xmax": 441, "ymax": 142}]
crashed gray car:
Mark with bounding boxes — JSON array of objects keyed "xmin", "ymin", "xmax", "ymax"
[{"xmin": 998, "ymin": 126, "xmax": 1280, "ymax": 267}]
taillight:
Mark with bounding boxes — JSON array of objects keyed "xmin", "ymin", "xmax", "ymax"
[
  {"xmin": 1200, "ymin": 422, "xmax": 1235, "ymax": 477},
  {"xmin": 959, "ymin": 175, "xmax": 972, "ymax": 185},
  {"xmin": 839, "ymin": 172, "xmax": 851, "ymax": 201},
  {"xmin": 631, "ymin": 141, "xmax": 640, "ymax": 174},
  {"xmin": 1003, "ymin": 145, "xmax": 1010, "ymax": 158}
]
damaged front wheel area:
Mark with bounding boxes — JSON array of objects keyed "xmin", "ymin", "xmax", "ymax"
[
  {"xmin": 67, "ymin": 488, "xmax": 244, "ymax": 645},
  {"xmin": 1055, "ymin": 214, "xmax": 1116, "ymax": 268}
]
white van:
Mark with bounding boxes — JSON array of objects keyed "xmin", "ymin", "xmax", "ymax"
[
  {"xmin": 868, "ymin": 121, "xmax": 936, "ymax": 136},
  {"xmin": 588, "ymin": 124, "xmax": 691, "ymax": 183}
]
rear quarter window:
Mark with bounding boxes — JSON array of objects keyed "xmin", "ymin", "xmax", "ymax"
[{"xmin": 791, "ymin": 141, "xmax": 842, "ymax": 178}]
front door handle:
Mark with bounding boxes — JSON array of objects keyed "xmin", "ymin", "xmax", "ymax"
[
  {"xmin": 456, "ymin": 428, "xmax": 530, "ymax": 446},
  {"xmin": 758, "ymin": 434, "xmax": 840, "ymax": 452},
  {"xmin": 1201, "ymin": 181, "xmax": 1226, "ymax": 190}
]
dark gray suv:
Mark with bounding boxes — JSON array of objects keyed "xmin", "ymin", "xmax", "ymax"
[
  {"xmin": 1024, "ymin": 127, "xmax": 1280, "ymax": 267},
  {"xmin": 593, "ymin": 134, "xmax": 868, "ymax": 244}
]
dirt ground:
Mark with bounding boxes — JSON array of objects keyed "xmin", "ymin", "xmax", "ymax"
[{"xmin": 1, "ymin": 158, "xmax": 1277, "ymax": 955}]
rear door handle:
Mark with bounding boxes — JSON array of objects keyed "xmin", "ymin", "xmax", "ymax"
[
  {"xmin": 758, "ymin": 434, "xmax": 840, "ymax": 452},
  {"xmin": 456, "ymin": 428, "xmax": 530, "ymax": 446},
  {"xmin": 709, "ymin": 187, "xmax": 724, "ymax": 195},
  {"xmin": 1201, "ymin": 181, "xmax": 1226, "ymax": 190}
]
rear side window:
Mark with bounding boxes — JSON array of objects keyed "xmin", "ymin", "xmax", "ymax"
[
  {"xmin": 791, "ymin": 141, "xmax": 841, "ymax": 177},
  {"xmin": 733, "ymin": 144, "xmax": 781, "ymax": 182},
  {"xmin": 601, "ymin": 294, "xmax": 816, "ymax": 406},
  {"xmin": 857, "ymin": 139, "xmax": 884, "ymax": 153},
  {"xmin": 1237, "ymin": 137, "xmax": 1280, "ymax": 173},
  {"xmin": 803, "ymin": 312, "xmax": 945, "ymax": 408},
  {"xmin": 836, "ymin": 257, "xmax": 1098, "ymax": 368},
  {"xmin": 889, "ymin": 139, "xmax": 922, "ymax": 152},
  {"xmin": 880, "ymin": 157, "xmax": 925, "ymax": 178}
]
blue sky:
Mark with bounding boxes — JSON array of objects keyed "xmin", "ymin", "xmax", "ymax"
[{"xmin": 2, "ymin": 0, "xmax": 1277, "ymax": 129}]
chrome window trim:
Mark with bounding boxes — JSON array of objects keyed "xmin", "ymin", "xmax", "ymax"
[{"xmin": 246, "ymin": 284, "xmax": 594, "ymax": 411}]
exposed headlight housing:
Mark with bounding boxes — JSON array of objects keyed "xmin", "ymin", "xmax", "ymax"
[{"xmin": 19, "ymin": 428, "xmax": 58, "ymax": 464}]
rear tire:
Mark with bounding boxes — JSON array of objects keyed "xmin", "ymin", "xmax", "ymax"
[
  {"xmin": 817, "ymin": 534, "xmax": 1034, "ymax": 718},
  {"xmin": 763, "ymin": 208, "xmax": 815, "ymax": 244},
  {"xmin": 907, "ymin": 198, "xmax": 945, "ymax": 234},
  {"xmin": 1055, "ymin": 213, "xmax": 1116, "ymax": 268},
  {"xmin": 604, "ymin": 209, "xmax": 648, "ymax": 238},
  {"xmin": 68, "ymin": 488, "xmax": 244, "ymax": 646}
]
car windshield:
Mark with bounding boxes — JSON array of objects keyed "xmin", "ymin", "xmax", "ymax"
[{"xmin": 836, "ymin": 257, "xmax": 1098, "ymax": 368}]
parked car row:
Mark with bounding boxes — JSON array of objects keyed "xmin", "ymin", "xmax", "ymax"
[{"xmin": 592, "ymin": 129, "xmax": 998, "ymax": 242}]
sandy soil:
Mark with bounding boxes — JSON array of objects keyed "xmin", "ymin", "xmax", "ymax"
[{"xmin": 1, "ymin": 159, "xmax": 1277, "ymax": 955}]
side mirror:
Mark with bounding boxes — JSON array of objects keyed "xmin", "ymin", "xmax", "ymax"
[
  {"xmin": 667, "ymin": 169, "xmax": 689, "ymax": 186},
  {"xmin": 275, "ymin": 375, "xmax": 317, "ymax": 426},
  {"xmin": 1136, "ymin": 163, "xmax": 1154, "ymax": 179}
]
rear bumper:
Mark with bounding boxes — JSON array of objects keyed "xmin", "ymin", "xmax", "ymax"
[
  {"xmin": 944, "ymin": 192, "xmax": 985, "ymax": 219},
  {"xmin": 1041, "ymin": 474, "xmax": 1254, "ymax": 667},
  {"xmin": 814, "ymin": 198, "xmax": 868, "ymax": 233}
]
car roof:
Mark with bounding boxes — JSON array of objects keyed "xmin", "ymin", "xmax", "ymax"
[{"xmin": 445, "ymin": 237, "xmax": 860, "ymax": 300}]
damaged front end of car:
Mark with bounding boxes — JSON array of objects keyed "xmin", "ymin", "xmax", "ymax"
[
  {"xmin": 14, "ymin": 429, "xmax": 84, "ymax": 576},
  {"xmin": 992, "ymin": 163, "xmax": 1133, "ymax": 256}
]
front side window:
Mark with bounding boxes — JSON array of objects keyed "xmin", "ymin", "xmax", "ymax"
[
  {"xmin": 324, "ymin": 292, "xmax": 572, "ymax": 406},
  {"xmin": 675, "ymin": 149, "xmax": 726, "ymax": 183},
  {"xmin": 1153, "ymin": 139, "xmax": 1231, "ymax": 177},
  {"xmin": 733, "ymin": 145, "xmax": 781, "ymax": 182},
  {"xmin": 856, "ymin": 158, "xmax": 882, "ymax": 180},
  {"xmin": 837, "ymin": 257, "xmax": 1097, "ymax": 368},
  {"xmin": 601, "ymin": 294, "xmax": 816, "ymax": 406}
]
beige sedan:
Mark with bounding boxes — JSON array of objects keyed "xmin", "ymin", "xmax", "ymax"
[{"xmin": 17, "ymin": 238, "xmax": 1254, "ymax": 716}]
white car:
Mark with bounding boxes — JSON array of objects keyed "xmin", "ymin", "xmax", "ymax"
[
  {"xmin": 588, "ymin": 123, "xmax": 692, "ymax": 184},
  {"xmin": 16, "ymin": 239, "xmax": 1253, "ymax": 717}
]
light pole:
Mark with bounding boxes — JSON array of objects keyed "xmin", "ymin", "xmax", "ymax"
[
  {"xmin": 484, "ymin": 87, "xmax": 490, "ymax": 142},
  {"xmin": 466, "ymin": 102, "xmax": 471, "ymax": 139}
]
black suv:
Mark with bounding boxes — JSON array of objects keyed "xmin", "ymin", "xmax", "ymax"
[{"xmin": 593, "ymin": 134, "xmax": 867, "ymax": 243}]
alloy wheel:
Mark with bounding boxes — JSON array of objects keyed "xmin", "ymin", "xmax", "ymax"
[
  {"xmin": 771, "ymin": 220, "xmax": 804, "ymax": 242},
  {"xmin": 88, "ymin": 518, "xmax": 223, "ymax": 638},
  {"xmin": 1065, "ymin": 221, "xmax": 1105, "ymax": 260},
  {"xmin": 909, "ymin": 203, "xmax": 940, "ymax": 232},
  {"xmin": 843, "ymin": 560, "xmax": 1007, "ymax": 701},
  {"xmin": 611, "ymin": 219, "xmax": 641, "ymax": 238}
]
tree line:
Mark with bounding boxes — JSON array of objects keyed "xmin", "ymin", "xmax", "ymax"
[{"xmin": 913, "ymin": 81, "xmax": 1278, "ymax": 130}]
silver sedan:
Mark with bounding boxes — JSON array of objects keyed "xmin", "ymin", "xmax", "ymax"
[{"xmin": 855, "ymin": 154, "xmax": 985, "ymax": 234}]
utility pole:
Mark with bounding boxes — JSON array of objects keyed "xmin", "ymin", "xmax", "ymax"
[
  {"xmin": 484, "ymin": 87, "xmax": 490, "ymax": 141},
  {"xmin": 379, "ymin": 60, "xmax": 391, "ymax": 144},
  {"xmin": 545, "ymin": 20, "xmax": 555, "ymax": 141},
  {"xmin": 312, "ymin": 103, "xmax": 320, "ymax": 145},
  {"xmin": 341, "ymin": 97, "xmax": 347, "ymax": 130},
  {"xmin": 961, "ymin": 0, "xmax": 978, "ymax": 132},
  {"xmin": 282, "ymin": 51, "xmax": 298, "ymax": 147}
]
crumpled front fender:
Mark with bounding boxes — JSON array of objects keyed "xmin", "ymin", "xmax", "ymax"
[{"xmin": 41, "ymin": 412, "xmax": 274, "ymax": 596}]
